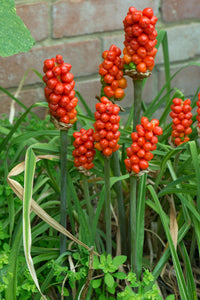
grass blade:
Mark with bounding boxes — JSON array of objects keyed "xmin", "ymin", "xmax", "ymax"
[
  {"xmin": 189, "ymin": 141, "xmax": 200, "ymax": 211},
  {"xmin": 180, "ymin": 241, "xmax": 197, "ymax": 300},
  {"xmin": 67, "ymin": 173, "xmax": 92, "ymax": 246},
  {"xmin": 0, "ymin": 102, "xmax": 47, "ymax": 155},
  {"xmin": 5, "ymin": 216, "xmax": 22, "ymax": 300},
  {"xmin": 154, "ymin": 148, "xmax": 180, "ymax": 189},
  {"xmin": 148, "ymin": 185, "xmax": 189, "ymax": 300},
  {"xmin": 76, "ymin": 90, "xmax": 94, "ymax": 118},
  {"xmin": 161, "ymin": 30, "xmax": 171, "ymax": 96},
  {"xmin": 152, "ymin": 223, "xmax": 190, "ymax": 280}
]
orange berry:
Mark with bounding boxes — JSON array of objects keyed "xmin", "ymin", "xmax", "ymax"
[
  {"xmin": 95, "ymin": 142, "xmax": 103, "ymax": 151},
  {"xmin": 103, "ymin": 147, "xmax": 112, "ymax": 156},
  {"xmin": 114, "ymin": 88, "xmax": 124, "ymax": 99},
  {"xmin": 118, "ymin": 78, "xmax": 127, "ymax": 89},
  {"xmin": 69, "ymin": 116, "xmax": 77, "ymax": 124},
  {"xmin": 137, "ymin": 62, "xmax": 147, "ymax": 73},
  {"xmin": 123, "ymin": 53, "xmax": 132, "ymax": 64}
]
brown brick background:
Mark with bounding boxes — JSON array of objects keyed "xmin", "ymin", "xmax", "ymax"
[{"xmin": 1, "ymin": 0, "xmax": 200, "ymax": 118}]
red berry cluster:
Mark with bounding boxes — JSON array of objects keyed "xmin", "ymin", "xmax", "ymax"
[
  {"xmin": 196, "ymin": 93, "xmax": 200, "ymax": 129},
  {"xmin": 72, "ymin": 128, "xmax": 96, "ymax": 170},
  {"xmin": 43, "ymin": 55, "xmax": 78, "ymax": 125},
  {"xmin": 170, "ymin": 98, "xmax": 193, "ymax": 146},
  {"xmin": 124, "ymin": 117, "xmax": 163, "ymax": 174},
  {"xmin": 123, "ymin": 7, "xmax": 158, "ymax": 74},
  {"xmin": 93, "ymin": 96, "xmax": 121, "ymax": 156},
  {"xmin": 99, "ymin": 44, "xmax": 127, "ymax": 100}
]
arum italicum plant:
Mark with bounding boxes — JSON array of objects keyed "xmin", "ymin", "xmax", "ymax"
[{"xmin": 4, "ymin": 3, "xmax": 200, "ymax": 300}]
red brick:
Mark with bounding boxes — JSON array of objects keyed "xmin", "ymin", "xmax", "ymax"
[
  {"xmin": 52, "ymin": 0, "xmax": 159, "ymax": 38},
  {"xmin": 0, "ymin": 87, "xmax": 46, "ymax": 118},
  {"xmin": 162, "ymin": 0, "xmax": 200, "ymax": 22},
  {"xmin": 102, "ymin": 34, "xmax": 124, "ymax": 54},
  {"xmin": 16, "ymin": 3, "xmax": 48, "ymax": 42},
  {"xmin": 75, "ymin": 78, "xmax": 101, "ymax": 112},
  {"xmin": 0, "ymin": 39, "xmax": 101, "ymax": 89},
  {"xmin": 155, "ymin": 24, "xmax": 200, "ymax": 64},
  {"xmin": 157, "ymin": 64, "xmax": 200, "ymax": 97}
]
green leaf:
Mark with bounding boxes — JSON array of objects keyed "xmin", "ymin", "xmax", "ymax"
[
  {"xmin": 112, "ymin": 255, "xmax": 127, "ymax": 267},
  {"xmin": 91, "ymin": 278, "xmax": 102, "ymax": 289},
  {"xmin": 0, "ymin": 0, "xmax": 35, "ymax": 57},
  {"xmin": 100, "ymin": 254, "xmax": 106, "ymax": 264},
  {"xmin": 57, "ymin": 286, "xmax": 69, "ymax": 296},
  {"xmin": 166, "ymin": 296, "xmax": 175, "ymax": 300},
  {"xmin": 113, "ymin": 271, "xmax": 127, "ymax": 279},
  {"xmin": 99, "ymin": 295, "xmax": 107, "ymax": 300},
  {"xmin": 35, "ymin": 253, "xmax": 68, "ymax": 299},
  {"xmin": 104, "ymin": 273, "xmax": 114, "ymax": 288},
  {"xmin": 93, "ymin": 255, "xmax": 100, "ymax": 269},
  {"xmin": 106, "ymin": 284, "xmax": 116, "ymax": 294}
]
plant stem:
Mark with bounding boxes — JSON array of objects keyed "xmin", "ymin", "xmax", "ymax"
[
  {"xmin": 133, "ymin": 79, "xmax": 143, "ymax": 131},
  {"xmin": 130, "ymin": 175, "xmax": 137, "ymax": 272},
  {"xmin": 104, "ymin": 156, "xmax": 112, "ymax": 255},
  {"xmin": 113, "ymin": 150, "xmax": 127, "ymax": 255},
  {"xmin": 60, "ymin": 129, "xmax": 68, "ymax": 255},
  {"xmin": 82, "ymin": 174, "xmax": 94, "ymax": 241},
  {"xmin": 129, "ymin": 78, "xmax": 143, "ymax": 272}
]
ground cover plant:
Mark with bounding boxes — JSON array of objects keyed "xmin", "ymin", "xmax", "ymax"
[{"xmin": 1, "ymin": 3, "xmax": 200, "ymax": 300}]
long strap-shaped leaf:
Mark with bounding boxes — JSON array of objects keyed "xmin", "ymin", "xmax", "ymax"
[
  {"xmin": 148, "ymin": 185, "xmax": 190, "ymax": 300},
  {"xmin": 7, "ymin": 154, "xmax": 100, "ymax": 299},
  {"xmin": 23, "ymin": 148, "xmax": 45, "ymax": 298},
  {"xmin": 189, "ymin": 141, "xmax": 200, "ymax": 212}
]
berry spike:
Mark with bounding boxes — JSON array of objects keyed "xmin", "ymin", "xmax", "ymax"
[
  {"xmin": 123, "ymin": 7, "xmax": 158, "ymax": 79},
  {"xmin": 73, "ymin": 128, "xmax": 96, "ymax": 173},
  {"xmin": 196, "ymin": 93, "xmax": 200, "ymax": 135},
  {"xmin": 125, "ymin": 116, "xmax": 162, "ymax": 174},
  {"xmin": 43, "ymin": 55, "xmax": 78, "ymax": 127},
  {"xmin": 170, "ymin": 97, "xmax": 193, "ymax": 146},
  {"xmin": 99, "ymin": 45, "xmax": 127, "ymax": 102},
  {"xmin": 93, "ymin": 96, "xmax": 121, "ymax": 157}
]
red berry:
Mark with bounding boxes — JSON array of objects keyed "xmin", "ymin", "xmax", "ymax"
[{"xmin": 139, "ymin": 159, "xmax": 149, "ymax": 170}]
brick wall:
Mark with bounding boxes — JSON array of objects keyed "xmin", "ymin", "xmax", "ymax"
[{"xmin": 1, "ymin": 0, "xmax": 200, "ymax": 117}]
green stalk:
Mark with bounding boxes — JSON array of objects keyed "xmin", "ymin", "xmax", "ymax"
[
  {"xmin": 133, "ymin": 79, "xmax": 143, "ymax": 131},
  {"xmin": 130, "ymin": 175, "xmax": 137, "ymax": 272},
  {"xmin": 82, "ymin": 174, "xmax": 94, "ymax": 238},
  {"xmin": 104, "ymin": 156, "xmax": 112, "ymax": 255},
  {"xmin": 60, "ymin": 130, "xmax": 68, "ymax": 255},
  {"xmin": 129, "ymin": 77, "xmax": 144, "ymax": 273},
  {"xmin": 113, "ymin": 150, "xmax": 127, "ymax": 255}
]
